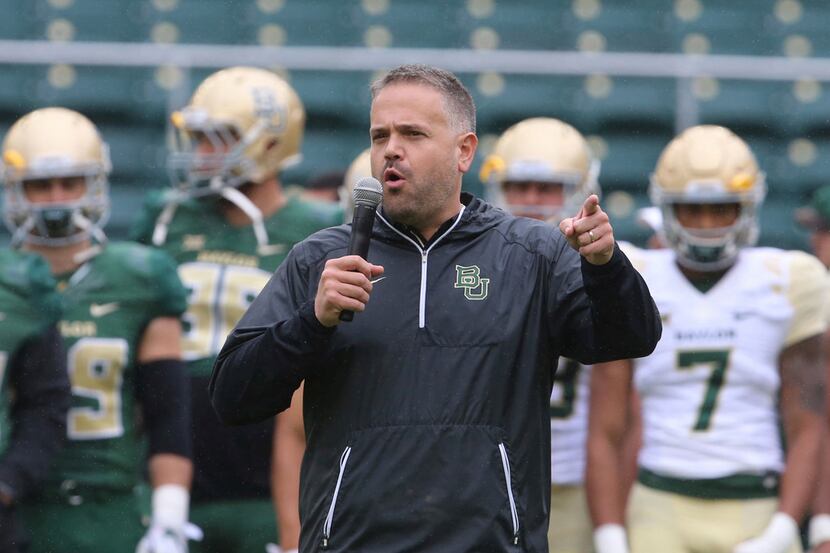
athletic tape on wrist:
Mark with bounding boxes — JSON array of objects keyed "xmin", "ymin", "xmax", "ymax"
[{"xmin": 152, "ymin": 484, "xmax": 189, "ymax": 528}]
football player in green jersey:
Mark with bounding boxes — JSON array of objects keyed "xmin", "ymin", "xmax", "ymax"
[
  {"xmin": 0, "ymin": 249, "xmax": 69, "ymax": 553},
  {"xmin": 2, "ymin": 107, "xmax": 196, "ymax": 553},
  {"xmin": 271, "ymin": 148, "xmax": 370, "ymax": 553},
  {"xmin": 130, "ymin": 67, "xmax": 342, "ymax": 553}
]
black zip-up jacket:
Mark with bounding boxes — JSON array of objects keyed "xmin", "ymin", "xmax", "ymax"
[{"xmin": 210, "ymin": 194, "xmax": 660, "ymax": 553}]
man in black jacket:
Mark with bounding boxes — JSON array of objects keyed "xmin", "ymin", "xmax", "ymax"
[{"xmin": 210, "ymin": 64, "xmax": 661, "ymax": 553}]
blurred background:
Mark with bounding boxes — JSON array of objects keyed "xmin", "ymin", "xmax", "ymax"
[{"xmin": 0, "ymin": 0, "xmax": 828, "ymax": 247}]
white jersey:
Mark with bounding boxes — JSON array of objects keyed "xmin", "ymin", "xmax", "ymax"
[
  {"xmin": 628, "ymin": 246, "xmax": 827, "ymax": 480},
  {"xmin": 550, "ymin": 359, "xmax": 591, "ymax": 486}
]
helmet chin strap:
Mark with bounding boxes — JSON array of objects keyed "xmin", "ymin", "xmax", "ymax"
[
  {"xmin": 152, "ymin": 178, "xmax": 274, "ymax": 255},
  {"xmin": 152, "ymin": 200, "xmax": 180, "ymax": 246},
  {"xmin": 219, "ymin": 186, "xmax": 272, "ymax": 256},
  {"xmin": 70, "ymin": 212, "xmax": 106, "ymax": 264},
  {"xmin": 10, "ymin": 218, "xmax": 35, "ymax": 249}
]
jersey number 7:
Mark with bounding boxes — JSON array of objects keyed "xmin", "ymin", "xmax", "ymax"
[{"xmin": 677, "ymin": 349, "xmax": 731, "ymax": 432}]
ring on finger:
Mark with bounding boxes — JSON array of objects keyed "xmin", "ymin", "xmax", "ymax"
[{"xmin": 588, "ymin": 229, "xmax": 597, "ymax": 243}]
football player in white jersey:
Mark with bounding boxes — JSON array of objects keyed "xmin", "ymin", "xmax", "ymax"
[
  {"xmin": 587, "ymin": 125, "xmax": 827, "ymax": 553},
  {"xmin": 480, "ymin": 117, "xmax": 600, "ymax": 553}
]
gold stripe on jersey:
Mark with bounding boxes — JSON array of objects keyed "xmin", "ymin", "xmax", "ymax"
[
  {"xmin": 196, "ymin": 250, "xmax": 259, "ymax": 268},
  {"xmin": 784, "ymin": 250, "xmax": 829, "ymax": 346}
]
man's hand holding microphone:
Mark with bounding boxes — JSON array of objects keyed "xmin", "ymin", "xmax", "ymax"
[{"xmin": 315, "ymin": 177, "xmax": 384, "ymax": 327}]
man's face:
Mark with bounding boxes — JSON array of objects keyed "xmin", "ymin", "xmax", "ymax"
[
  {"xmin": 189, "ymin": 128, "xmax": 237, "ymax": 174},
  {"xmin": 23, "ymin": 176, "xmax": 86, "ymax": 204},
  {"xmin": 369, "ymin": 83, "xmax": 475, "ymax": 230},
  {"xmin": 673, "ymin": 203, "xmax": 740, "ymax": 231},
  {"xmin": 502, "ymin": 180, "xmax": 565, "ymax": 220}
]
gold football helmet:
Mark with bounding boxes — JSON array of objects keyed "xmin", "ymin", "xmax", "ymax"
[
  {"xmin": 480, "ymin": 117, "xmax": 599, "ymax": 223},
  {"xmin": 650, "ymin": 124, "xmax": 766, "ymax": 271},
  {"xmin": 2, "ymin": 107, "xmax": 110, "ymax": 247},
  {"xmin": 340, "ymin": 148, "xmax": 371, "ymax": 223},
  {"xmin": 168, "ymin": 66, "xmax": 305, "ymax": 197},
  {"xmin": 154, "ymin": 67, "xmax": 305, "ymax": 252}
]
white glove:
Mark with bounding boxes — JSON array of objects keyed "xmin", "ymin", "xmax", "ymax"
[
  {"xmin": 733, "ymin": 512, "xmax": 798, "ymax": 553},
  {"xmin": 136, "ymin": 485, "xmax": 203, "ymax": 553},
  {"xmin": 264, "ymin": 546, "xmax": 298, "ymax": 553},
  {"xmin": 809, "ymin": 514, "xmax": 830, "ymax": 549},
  {"xmin": 593, "ymin": 523, "xmax": 629, "ymax": 553}
]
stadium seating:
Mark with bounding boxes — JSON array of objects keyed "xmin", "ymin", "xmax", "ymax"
[
  {"xmin": 30, "ymin": 0, "xmax": 140, "ymax": 42},
  {"xmin": 0, "ymin": 0, "xmax": 828, "ymax": 250},
  {"xmin": 696, "ymin": 80, "xmax": 790, "ymax": 136}
]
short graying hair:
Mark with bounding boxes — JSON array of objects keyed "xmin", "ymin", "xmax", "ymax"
[{"xmin": 370, "ymin": 64, "xmax": 476, "ymax": 134}]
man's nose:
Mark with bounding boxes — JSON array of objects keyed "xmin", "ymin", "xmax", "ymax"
[
  {"xmin": 384, "ymin": 134, "xmax": 403, "ymax": 160},
  {"xmin": 197, "ymin": 136, "xmax": 215, "ymax": 155},
  {"xmin": 526, "ymin": 186, "xmax": 544, "ymax": 205},
  {"xmin": 48, "ymin": 179, "xmax": 72, "ymax": 201},
  {"xmin": 697, "ymin": 211, "xmax": 721, "ymax": 229}
]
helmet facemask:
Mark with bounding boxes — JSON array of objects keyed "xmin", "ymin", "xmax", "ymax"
[
  {"xmin": 3, "ymin": 156, "xmax": 110, "ymax": 248},
  {"xmin": 490, "ymin": 158, "xmax": 600, "ymax": 224},
  {"xmin": 481, "ymin": 118, "xmax": 600, "ymax": 226},
  {"xmin": 652, "ymin": 176, "xmax": 766, "ymax": 272},
  {"xmin": 167, "ymin": 106, "xmax": 286, "ymax": 199},
  {"xmin": 650, "ymin": 124, "xmax": 767, "ymax": 272},
  {"xmin": 154, "ymin": 67, "xmax": 306, "ymax": 254}
]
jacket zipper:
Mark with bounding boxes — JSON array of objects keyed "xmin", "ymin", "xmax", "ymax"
[
  {"xmin": 321, "ymin": 446, "xmax": 352, "ymax": 549},
  {"xmin": 376, "ymin": 207, "xmax": 466, "ymax": 329},
  {"xmin": 498, "ymin": 443, "xmax": 520, "ymax": 545}
]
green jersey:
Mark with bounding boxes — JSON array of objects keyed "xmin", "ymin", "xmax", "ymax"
[
  {"xmin": 47, "ymin": 242, "xmax": 187, "ymax": 492},
  {"xmin": 0, "ymin": 250, "xmax": 61, "ymax": 457},
  {"xmin": 131, "ymin": 192, "xmax": 343, "ymax": 378},
  {"xmin": 131, "ymin": 190, "xmax": 341, "ymax": 502}
]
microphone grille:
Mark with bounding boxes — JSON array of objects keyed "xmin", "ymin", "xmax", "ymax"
[{"xmin": 353, "ymin": 177, "xmax": 383, "ymax": 208}]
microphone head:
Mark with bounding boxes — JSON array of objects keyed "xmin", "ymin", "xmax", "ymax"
[{"xmin": 353, "ymin": 177, "xmax": 383, "ymax": 209}]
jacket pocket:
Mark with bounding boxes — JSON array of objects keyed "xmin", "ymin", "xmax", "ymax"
[
  {"xmin": 321, "ymin": 445, "xmax": 352, "ymax": 549},
  {"xmin": 498, "ymin": 442, "xmax": 521, "ymax": 546},
  {"xmin": 310, "ymin": 425, "xmax": 525, "ymax": 551}
]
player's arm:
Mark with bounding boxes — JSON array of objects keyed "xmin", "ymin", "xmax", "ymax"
[
  {"xmin": 273, "ymin": 384, "xmax": 305, "ymax": 553},
  {"xmin": 734, "ymin": 333, "xmax": 825, "ymax": 553},
  {"xmin": 810, "ymin": 327, "xmax": 830, "ymax": 553},
  {"xmin": 586, "ymin": 359, "xmax": 634, "ymax": 553},
  {"xmin": 135, "ymin": 316, "xmax": 200, "ymax": 552},
  {"xmin": 0, "ymin": 325, "xmax": 69, "ymax": 504},
  {"xmin": 778, "ymin": 333, "xmax": 825, "ymax": 520},
  {"xmin": 737, "ymin": 253, "xmax": 830, "ymax": 553}
]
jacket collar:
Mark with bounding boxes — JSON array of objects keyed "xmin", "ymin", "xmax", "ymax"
[{"xmin": 374, "ymin": 193, "xmax": 506, "ymax": 248}]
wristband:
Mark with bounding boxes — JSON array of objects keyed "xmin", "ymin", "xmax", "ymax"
[
  {"xmin": 810, "ymin": 514, "xmax": 830, "ymax": 548},
  {"xmin": 593, "ymin": 523, "xmax": 629, "ymax": 553},
  {"xmin": 152, "ymin": 484, "xmax": 189, "ymax": 528}
]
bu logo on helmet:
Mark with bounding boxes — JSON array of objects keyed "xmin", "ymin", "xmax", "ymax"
[{"xmin": 454, "ymin": 265, "xmax": 490, "ymax": 301}]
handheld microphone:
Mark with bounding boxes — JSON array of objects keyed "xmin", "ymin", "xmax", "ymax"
[{"xmin": 340, "ymin": 176, "xmax": 383, "ymax": 322}]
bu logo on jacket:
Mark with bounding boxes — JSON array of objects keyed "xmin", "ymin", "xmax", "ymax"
[{"xmin": 454, "ymin": 264, "xmax": 490, "ymax": 301}]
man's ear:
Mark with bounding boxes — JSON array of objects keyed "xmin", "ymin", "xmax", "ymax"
[{"xmin": 457, "ymin": 132, "xmax": 478, "ymax": 173}]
